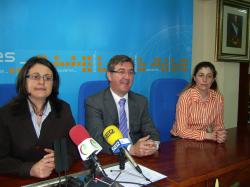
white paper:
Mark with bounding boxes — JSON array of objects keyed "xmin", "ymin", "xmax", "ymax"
[{"xmin": 104, "ymin": 161, "xmax": 167, "ymax": 187}]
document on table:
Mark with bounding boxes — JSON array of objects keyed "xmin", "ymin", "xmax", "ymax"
[{"xmin": 104, "ymin": 161, "xmax": 167, "ymax": 187}]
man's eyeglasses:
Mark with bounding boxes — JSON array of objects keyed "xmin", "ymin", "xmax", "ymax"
[
  {"xmin": 110, "ymin": 70, "xmax": 136, "ymax": 76},
  {"xmin": 26, "ymin": 73, "xmax": 53, "ymax": 82}
]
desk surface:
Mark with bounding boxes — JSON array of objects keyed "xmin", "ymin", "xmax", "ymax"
[
  {"xmin": 140, "ymin": 126, "xmax": 250, "ymax": 186},
  {"xmin": 1, "ymin": 126, "xmax": 250, "ymax": 187}
]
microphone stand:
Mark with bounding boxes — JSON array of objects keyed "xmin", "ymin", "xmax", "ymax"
[
  {"xmin": 110, "ymin": 149, "xmax": 152, "ymax": 186},
  {"xmin": 86, "ymin": 155, "xmax": 116, "ymax": 187},
  {"xmin": 110, "ymin": 149, "xmax": 126, "ymax": 174},
  {"xmin": 118, "ymin": 151, "xmax": 126, "ymax": 170},
  {"xmin": 110, "ymin": 150, "xmax": 137, "ymax": 186},
  {"xmin": 89, "ymin": 159, "xmax": 97, "ymax": 179}
]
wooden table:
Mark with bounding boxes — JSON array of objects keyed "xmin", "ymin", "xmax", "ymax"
[
  {"xmin": 138, "ymin": 126, "xmax": 250, "ymax": 187},
  {"xmin": 0, "ymin": 126, "xmax": 250, "ymax": 187}
]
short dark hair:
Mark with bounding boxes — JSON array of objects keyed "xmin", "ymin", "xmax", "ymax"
[
  {"xmin": 190, "ymin": 61, "xmax": 218, "ymax": 90},
  {"xmin": 107, "ymin": 55, "xmax": 134, "ymax": 72},
  {"xmin": 16, "ymin": 56, "xmax": 60, "ymax": 99}
]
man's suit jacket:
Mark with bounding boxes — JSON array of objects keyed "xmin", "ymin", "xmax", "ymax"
[
  {"xmin": 85, "ymin": 88, "xmax": 160, "ymax": 153},
  {"xmin": 0, "ymin": 99, "xmax": 78, "ymax": 176}
]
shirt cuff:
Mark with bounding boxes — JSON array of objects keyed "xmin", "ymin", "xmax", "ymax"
[
  {"xmin": 127, "ymin": 144, "xmax": 132, "ymax": 152},
  {"xmin": 155, "ymin": 141, "xmax": 160, "ymax": 150}
]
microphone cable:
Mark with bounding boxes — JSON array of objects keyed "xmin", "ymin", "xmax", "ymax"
[
  {"xmin": 141, "ymin": 171, "xmax": 151, "ymax": 182},
  {"xmin": 56, "ymin": 167, "xmax": 69, "ymax": 187},
  {"xmin": 110, "ymin": 171, "xmax": 146, "ymax": 186},
  {"xmin": 64, "ymin": 169, "xmax": 69, "ymax": 187},
  {"xmin": 114, "ymin": 180, "xmax": 159, "ymax": 187},
  {"xmin": 138, "ymin": 168, "xmax": 160, "ymax": 187},
  {"xmin": 57, "ymin": 172, "xmax": 62, "ymax": 187}
]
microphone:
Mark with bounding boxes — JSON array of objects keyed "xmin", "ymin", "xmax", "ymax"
[
  {"xmin": 103, "ymin": 125, "xmax": 142, "ymax": 174},
  {"xmin": 54, "ymin": 138, "xmax": 69, "ymax": 173},
  {"xmin": 69, "ymin": 124, "xmax": 107, "ymax": 177}
]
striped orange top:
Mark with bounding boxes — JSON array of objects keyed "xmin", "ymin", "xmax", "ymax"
[{"xmin": 170, "ymin": 87, "xmax": 224, "ymax": 141}]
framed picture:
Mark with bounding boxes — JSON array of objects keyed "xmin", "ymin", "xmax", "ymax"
[{"xmin": 217, "ymin": 0, "xmax": 250, "ymax": 62}]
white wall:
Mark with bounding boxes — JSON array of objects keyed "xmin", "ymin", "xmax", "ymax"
[{"xmin": 193, "ymin": 0, "xmax": 239, "ymax": 128}]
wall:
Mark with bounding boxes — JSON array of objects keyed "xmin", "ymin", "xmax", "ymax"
[
  {"xmin": 193, "ymin": 0, "xmax": 239, "ymax": 128},
  {"xmin": 0, "ymin": 0, "xmax": 193, "ymax": 121}
]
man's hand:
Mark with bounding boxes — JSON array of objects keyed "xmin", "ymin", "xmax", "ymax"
[{"xmin": 129, "ymin": 135, "xmax": 158, "ymax": 157}]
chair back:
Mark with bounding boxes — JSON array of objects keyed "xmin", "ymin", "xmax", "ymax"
[
  {"xmin": 150, "ymin": 78, "xmax": 188, "ymax": 142},
  {"xmin": 0, "ymin": 84, "xmax": 17, "ymax": 106},
  {"xmin": 78, "ymin": 80, "xmax": 109, "ymax": 125}
]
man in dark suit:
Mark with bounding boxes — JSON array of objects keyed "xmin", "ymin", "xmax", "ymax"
[{"xmin": 86, "ymin": 55, "xmax": 160, "ymax": 157}]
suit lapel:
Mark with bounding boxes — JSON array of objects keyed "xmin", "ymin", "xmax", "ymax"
[
  {"xmin": 103, "ymin": 88, "xmax": 119, "ymax": 127},
  {"xmin": 128, "ymin": 92, "xmax": 138, "ymax": 129},
  {"xmin": 20, "ymin": 107, "xmax": 39, "ymax": 141},
  {"xmin": 39, "ymin": 112, "xmax": 54, "ymax": 142}
]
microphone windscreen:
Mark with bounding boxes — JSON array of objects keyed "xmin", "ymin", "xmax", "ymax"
[
  {"xmin": 103, "ymin": 125, "xmax": 123, "ymax": 146},
  {"xmin": 69, "ymin": 124, "xmax": 90, "ymax": 146}
]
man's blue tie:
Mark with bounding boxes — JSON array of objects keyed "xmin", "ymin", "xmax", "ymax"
[{"xmin": 119, "ymin": 98, "xmax": 128, "ymax": 138}]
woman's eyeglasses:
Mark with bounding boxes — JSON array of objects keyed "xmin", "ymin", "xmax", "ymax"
[{"xmin": 26, "ymin": 73, "xmax": 53, "ymax": 82}]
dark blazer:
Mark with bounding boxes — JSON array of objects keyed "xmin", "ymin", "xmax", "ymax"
[
  {"xmin": 85, "ymin": 88, "xmax": 160, "ymax": 153},
  {"xmin": 0, "ymin": 99, "xmax": 78, "ymax": 177}
]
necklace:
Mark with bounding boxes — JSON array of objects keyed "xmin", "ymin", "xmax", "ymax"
[
  {"xmin": 34, "ymin": 103, "xmax": 47, "ymax": 127},
  {"xmin": 36, "ymin": 114, "xmax": 43, "ymax": 127},
  {"xmin": 37, "ymin": 112, "xmax": 43, "ymax": 117}
]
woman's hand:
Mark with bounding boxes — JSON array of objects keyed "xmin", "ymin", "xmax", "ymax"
[
  {"xmin": 216, "ymin": 129, "xmax": 227, "ymax": 143},
  {"xmin": 30, "ymin": 148, "xmax": 55, "ymax": 178},
  {"xmin": 205, "ymin": 130, "xmax": 227, "ymax": 143},
  {"xmin": 204, "ymin": 131, "xmax": 217, "ymax": 141}
]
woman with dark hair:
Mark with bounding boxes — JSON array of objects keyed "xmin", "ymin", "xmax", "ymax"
[
  {"xmin": 0, "ymin": 56, "xmax": 78, "ymax": 178},
  {"xmin": 171, "ymin": 61, "xmax": 227, "ymax": 143}
]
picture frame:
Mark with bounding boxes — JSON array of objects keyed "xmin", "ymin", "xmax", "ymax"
[{"xmin": 217, "ymin": 0, "xmax": 250, "ymax": 62}]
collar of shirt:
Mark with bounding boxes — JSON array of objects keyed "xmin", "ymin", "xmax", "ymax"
[
  {"xmin": 191, "ymin": 87, "xmax": 216, "ymax": 103},
  {"xmin": 27, "ymin": 100, "xmax": 51, "ymax": 117},
  {"xmin": 110, "ymin": 88, "xmax": 128, "ymax": 105},
  {"xmin": 28, "ymin": 100, "xmax": 51, "ymax": 138},
  {"xmin": 27, "ymin": 100, "xmax": 51, "ymax": 138}
]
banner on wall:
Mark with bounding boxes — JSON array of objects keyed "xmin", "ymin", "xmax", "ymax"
[{"xmin": 0, "ymin": 0, "xmax": 193, "ymax": 120}]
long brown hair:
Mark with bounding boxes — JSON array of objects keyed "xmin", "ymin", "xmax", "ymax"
[{"xmin": 186, "ymin": 61, "xmax": 218, "ymax": 91}]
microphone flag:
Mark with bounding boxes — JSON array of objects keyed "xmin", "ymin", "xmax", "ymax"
[
  {"xmin": 69, "ymin": 125, "xmax": 102, "ymax": 161},
  {"xmin": 103, "ymin": 124, "xmax": 143, "ymax": 174},
  {"xmin": 103, "ymin": 124, "xmax": 131, "ymax": 154}
]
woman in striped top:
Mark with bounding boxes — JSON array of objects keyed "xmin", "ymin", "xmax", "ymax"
[{"xmin": 170, "ymin": 61, "xmax": 227, "ymax": 143}]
